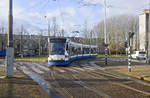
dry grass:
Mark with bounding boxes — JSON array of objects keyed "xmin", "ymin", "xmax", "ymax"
[
  {"xmin": 104, "ymin": 63, "xmax": 150, "ymax": 82},
  {"xmin": 98, "ymin": 55, "xmax": 126, "ymax": 58},
  {"xmin": 15, "ymin": 56, "xmax": 48, "ymax": 62},
  {"xmin": 0, "ymin": 67, "xmax": 49, "ymax": 98}
]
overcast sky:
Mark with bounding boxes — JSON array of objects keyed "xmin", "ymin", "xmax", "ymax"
[{"xmin": 0, "ymin": 0, "xmax": 149, "ymax": 35}]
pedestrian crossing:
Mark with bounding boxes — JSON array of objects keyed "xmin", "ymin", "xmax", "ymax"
[
  {"xmin": 15, "ymin": 58, "xmax": 147, "ymax": 76},
  {"xmin": 32, "ymin": 63, "xmax": 50, "ymax": 71},
  {"xmin": 0, "ymin": 60, "xmax": 5, "ymax": 67},
  {"xmin": 15, "ymin": 61, "xmax": 104, "ymax": 75}
]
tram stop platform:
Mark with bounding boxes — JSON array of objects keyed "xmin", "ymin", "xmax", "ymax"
[{"xmin": 0, "ymin": 66, "xmax": 49, "ymax": 98}]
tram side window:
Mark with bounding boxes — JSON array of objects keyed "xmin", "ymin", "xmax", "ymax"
[
  {"xmin": 77, "ymin": 47, "xmax": 79, "ymax": 55},
  {"xmin": 84, "ymin": 48, "xmax": 86, "ymax": 54},
  {"xmin": 76, "ymin": 47, "xmax": 79, "ymax": 55},
  {"xmin": 69, "ymin": 46, "xmax": 71, "ymax": 56},
  {"xmin": 85, "ymin": 48, "xmax": 89, "ymax": 54},
  {"xmin": 66, "ymin": 43, "xmax": 69, "ymax": 55},
  {"xmin": 72, "ymin": 47, "xmax": 75, "ymax": 56},
  {"xmin": 74, "ymin": 47, "xmax": 77, "ymax": 55},
  {"xmin": 83, "ymin": 48, "xmax": 86, "ymax": 54},
  {"xmin": 93, "ymin": 48, "xmax": 95, "ymax": 54},
  {"xmin": 66, "ymin": 43, "xmax": 69, "ymax": 51},
  {"xmin": 80, "ymin": 47, "xmax": 82, "ymax": 55},
  {"xmin": 73, "ymin": 46, "xmax": 77, "ymax": 56},
  {"xmin": 77, "ymin": 47, "xmax": 82, "ymax": 55},
  {"xmin": 93, "ymin": 48, "xmax": 97, "ymax": 54},
  {"xmin": 83, "ymin": 48, "xmax": 84, "ymax": 54},
  {"xmin": 87, "ymin": 48, "xmax": 89, "ymax": 54},
  {"xmin": 70, "ymin": 46, "xmax": 74, "ymax": 56},
  {"xmin": 91, "ymin": 48, "xmax": 94, "ymax": 54},
  {"xmin": 88, "ymin": 48, "xmax": 90, "ymax": 54}
]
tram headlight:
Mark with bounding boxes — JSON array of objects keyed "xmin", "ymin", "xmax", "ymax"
[{"xmin": 49, "ymin": 57, "xmax": 53, "ymax": 60}]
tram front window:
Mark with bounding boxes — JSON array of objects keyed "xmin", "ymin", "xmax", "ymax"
[{"xmin": 50, "ymin": 43, "xmax": 65, "ymax": 55}]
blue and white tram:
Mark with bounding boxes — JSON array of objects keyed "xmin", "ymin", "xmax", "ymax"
[{"xmin": 48, "ymin": 37, "xmax": 98, "ymax": 65}]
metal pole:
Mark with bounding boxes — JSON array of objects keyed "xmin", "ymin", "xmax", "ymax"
[
  {"xmin": 48, "ymin": 20, "xmax": 50, "ymax": 37},
  {"xmin": 48, "ymin": 20, "xmax": 51, "ymax": 56},
  {"xmin": 20, "ymin": 25, "xmax": 23, "ymax": 54},
  {"xmin": 124, "ymin": 32, "xmax": 128, "ymax": 56},
  {"xmin": 39, "ymin": 36, "xmax": 41, "ymax": 56},
  {"xmin": 6, "ymin": 0, "xmax": 14, "ymax": 77},
  {"xmin": 148, "ymin": 0, "xmax": 150, "ymax": 63},
  {"xmin": 8, "ymin": 0, "xmax": 13, "ymax": 47},
  {"xmin": 44, "ymin": 16, "xmax": 50, "ymax": 37},
  {"xmin": 128, "ymin": 37, "xmax": 131, "ymax": 72},
  {"xmin": 53, "ymin": 17, "xmax": 56, "ymax": 37},
  {"xmin": 90, "ymin": 30, "xmax": 92, "ymax": 55},
  {"xmin": 104, "ymin": 0, "xmax": 108, "ymax": 65},
  {"xmin": 45, "ymin": 16, "xmax": 51, "ymax": 56},
  {"xmin": 104, "ymin": 0, "xmax": 107, "ymax": 44}
]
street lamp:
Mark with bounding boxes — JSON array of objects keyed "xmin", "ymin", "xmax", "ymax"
[
  {"xmin": 44, "ymin": 16, "xmax": 50, "ymax": 37},
  {"xmin": 104, "ymin": 0, "xmax": 108, "ymax": 65},
  {"xmin": 147, "ymin": 5, "xmax": 150, "ymax": 63},
  {"xmin": 44, "ymin": 16, "xmax": 52, "ymax": 58}
]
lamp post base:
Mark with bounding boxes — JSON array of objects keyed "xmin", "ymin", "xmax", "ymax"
[{"xmin": 6, "ymin": 47, "xmax": 14, "ymax": 77}]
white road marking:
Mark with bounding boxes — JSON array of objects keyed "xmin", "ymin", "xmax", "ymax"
[
  {"xmin": 32, "ymin": 63, "xmax": 49, "ymax": 71},
  {"xmin": 83, "ymin": 67, "xmax": 95, "ymax": 71},
  {"xmin": 67, "ymin": 68, "xmax": 79, "ymax": 72},
  {"xmin": 30, "ymin": 66, "xmax": 44, "ymax": 74},
  {"xmin": 54, "ymin": 68, "xmax": 66, "ymax": 73},
  {"xmin": 72, "ymin": 67, "xmax": 85, "ymax": 71}
]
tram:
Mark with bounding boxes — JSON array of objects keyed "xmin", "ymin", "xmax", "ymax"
[{"xmin": 48, "ymin": 37, "xmax": 98, "ymax": 65}]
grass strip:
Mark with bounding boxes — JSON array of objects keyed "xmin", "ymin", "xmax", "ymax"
[{"xmin": 0, "ymin": 67, "xmax": 49, "ymax": 98}]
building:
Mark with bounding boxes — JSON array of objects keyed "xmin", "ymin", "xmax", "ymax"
[
  {"xmin": 0, "ymin": 34, "xmax": 49, "ymax": 56},
  {"xmin": 0, "ymin": 34, "xmax": 103, "ymax": 56},
  {"xmin": 139, "ymin": 9, "xmax": 150, "ymax": 51}
]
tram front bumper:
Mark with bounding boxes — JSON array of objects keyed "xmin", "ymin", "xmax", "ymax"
[{"xmin": 48, "ymin": 60, "xmax": 70, "ymax": 65}]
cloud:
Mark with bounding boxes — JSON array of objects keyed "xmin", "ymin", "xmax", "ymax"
[
  {"xmin": 81, "ymin": 0, "xmax": 148, "ymax": 16},
  {"xmin": 0, "ymin": 0, "xmax": 8, "ymax": 21},
  {"xmin": 45, "ymin": 7, "xmax": 77, "ymax": 32},
  {"xmin": 0, "ymin": 0, "xmax": 44, "ymax": 33},
  {"xmin": 81, "ymin": 0, "xmax": 104, "ymax": 5},
  {"xmin": 0, "ymin": 0, "xmax": 149, "ymax": 35},
  {"xmin": 45, "ymin": 7, "xmax": 75, "ymax": 19}
]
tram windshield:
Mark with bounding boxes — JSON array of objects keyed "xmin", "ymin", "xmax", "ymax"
[{"xmin": 49, "ymin": 38, "xmax": 66, "ymax": 55}]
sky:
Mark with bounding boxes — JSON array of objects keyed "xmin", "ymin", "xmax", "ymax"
[{"xmin": 0, "ymin": 0, "xmax": 149, "ymax": 35}]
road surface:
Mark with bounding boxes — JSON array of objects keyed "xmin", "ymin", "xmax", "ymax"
[{"xmin": 1, "ymin": 58, "xmax": 150, "ymax": 98}]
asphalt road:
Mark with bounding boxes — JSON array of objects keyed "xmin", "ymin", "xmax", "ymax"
[{"xmin": 1, "ymin": 58, "xmax": 150, "ymax": 98}]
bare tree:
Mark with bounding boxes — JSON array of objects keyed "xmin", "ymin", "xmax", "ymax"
[{"xmin": 95, "ymin": 14, "xmax": 138, "ymax": 54}]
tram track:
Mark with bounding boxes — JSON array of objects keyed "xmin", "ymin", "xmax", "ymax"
[
  {"xmin": 49, "ymin": 66, "xmax": 107, "ymax": 98},
  {"xmin": 55, "ymin": 62, "xmax": 150, "ymax": 97},
  {"xmin": 13, "ymin": 60, "xmax": 150, "ymax": 98},
  {"xmin": 71, "ymin": 74, "xmax": 111, "ymax": 98},
  {"xmin": 72, "ymin": 70, "xmax": 149, "ymax": 97},
  {"xmin": 55, "ymin": 71, "xmax": 108, "ymax": 98},
  {"xmin": 52, "ymin": 65, "xmax": 111, "ymax": 98},
  {"xmin": 48, "ymin": 69, "xmax": 73, "ymax": 98}
]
